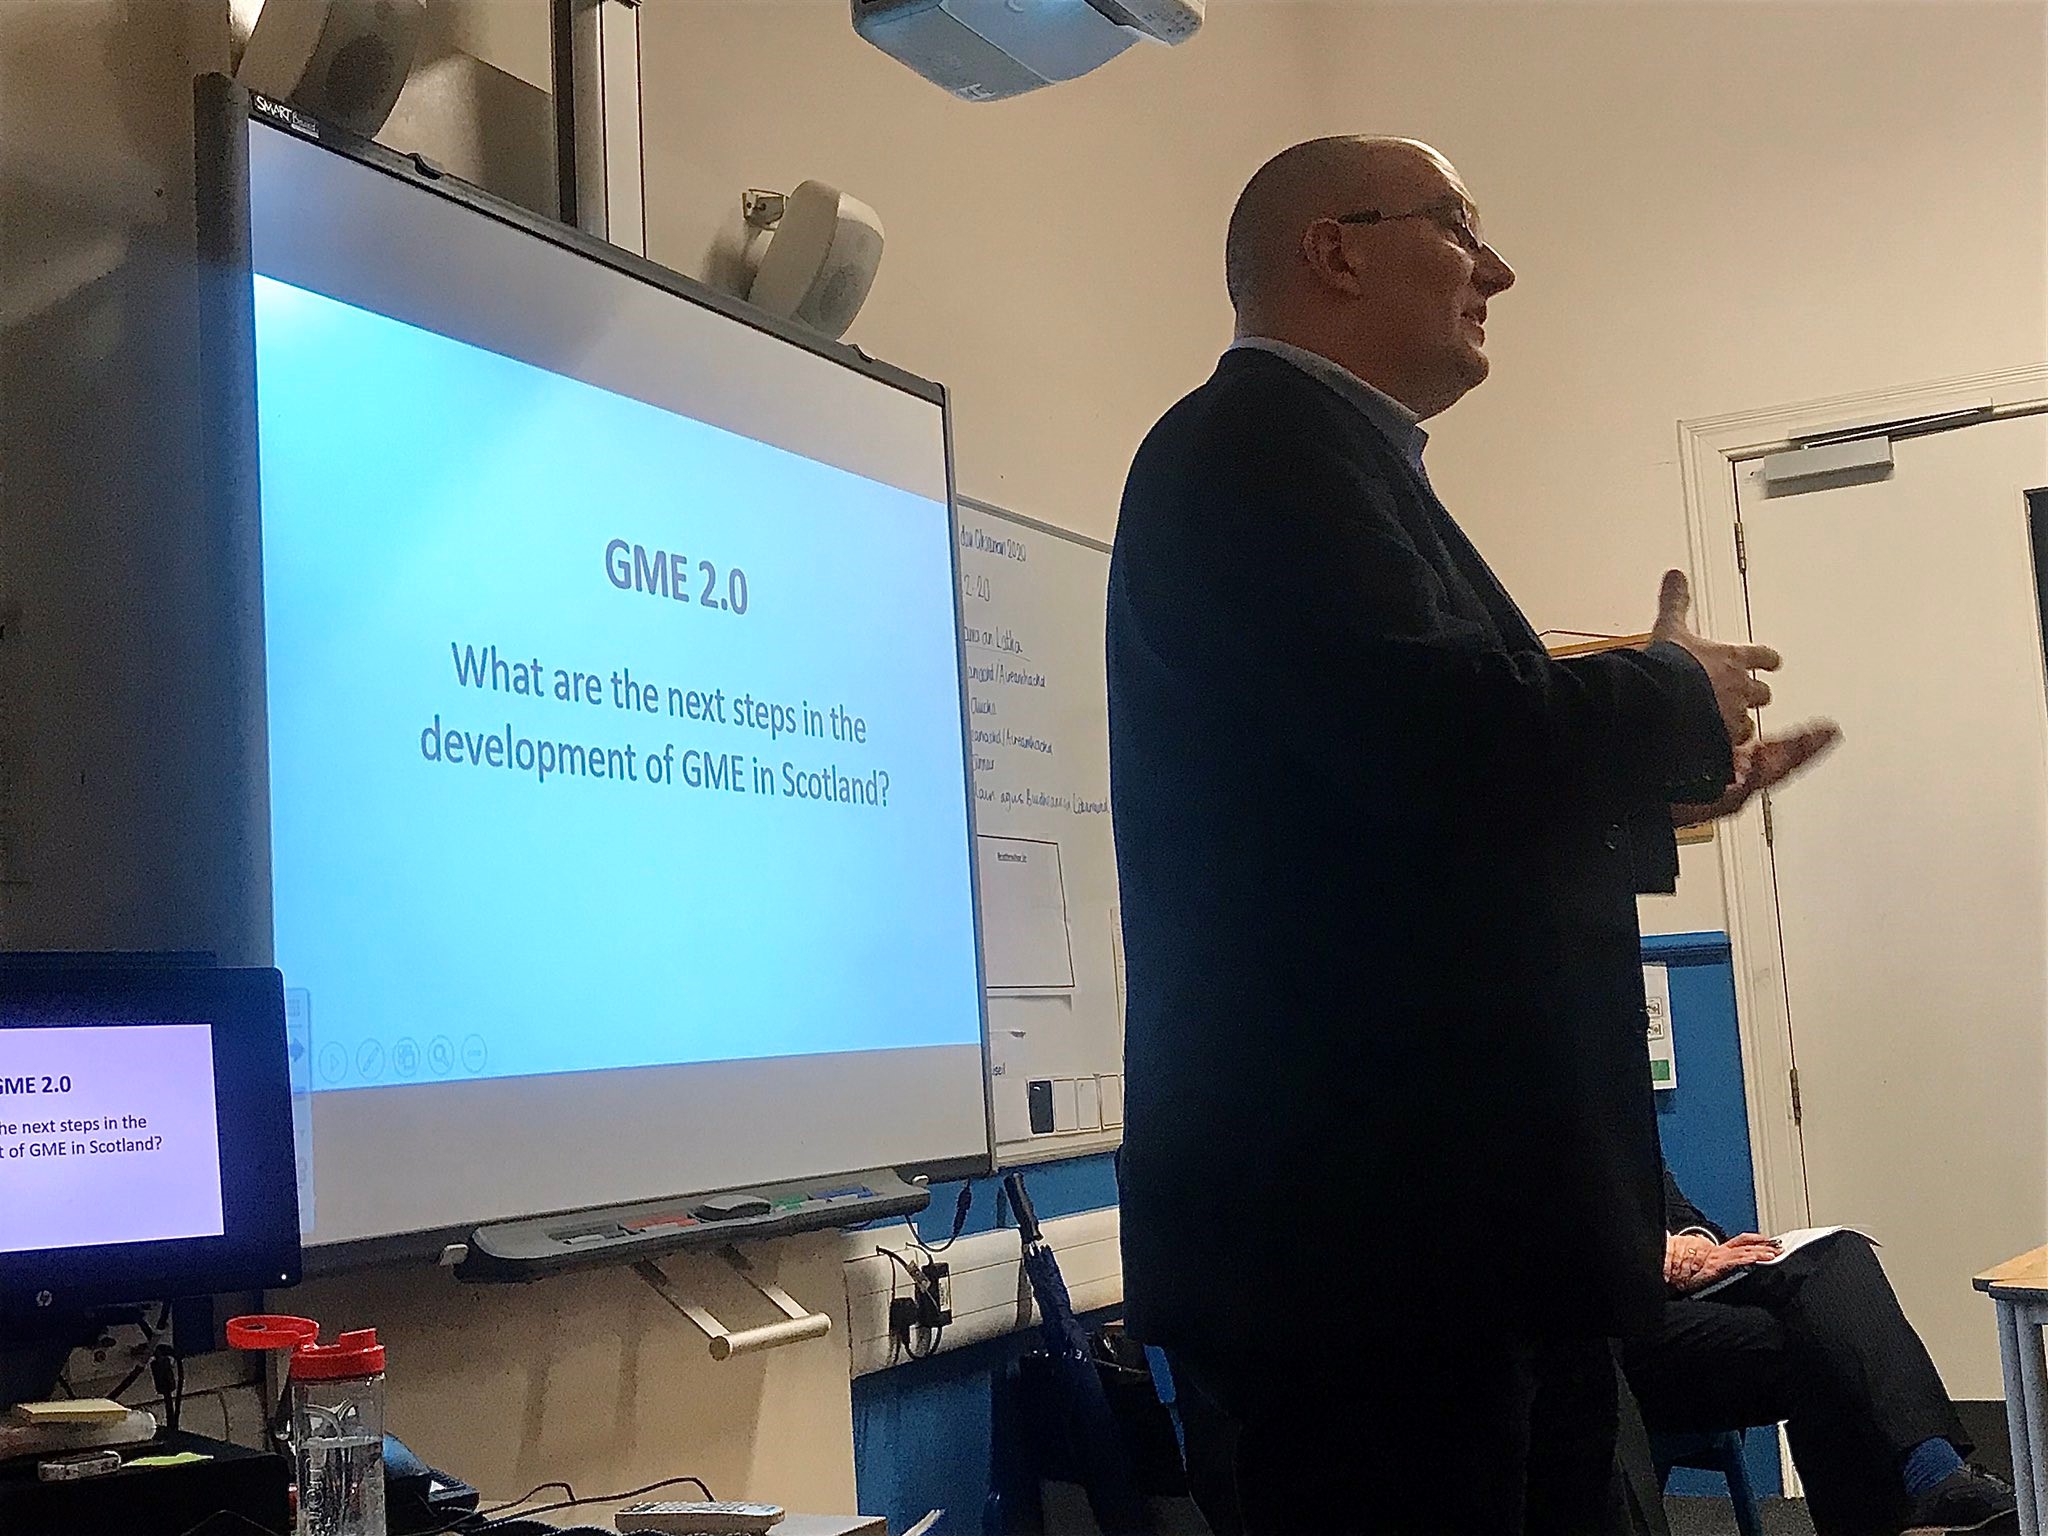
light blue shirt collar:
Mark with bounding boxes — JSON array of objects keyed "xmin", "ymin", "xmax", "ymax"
[{"xmin": 1228, "ymin": 336, "xmax": 1430, "ymax": 471}]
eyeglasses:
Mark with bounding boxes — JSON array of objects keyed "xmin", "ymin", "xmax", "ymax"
[{"xmin": 1333, "ymin": 201, "xmax": 1489, "ymax": 257}]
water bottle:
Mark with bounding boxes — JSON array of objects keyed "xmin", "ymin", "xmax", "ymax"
[{"xmin": 288, "ymin": 1329, "xmax": 387, "ymax": 1536}]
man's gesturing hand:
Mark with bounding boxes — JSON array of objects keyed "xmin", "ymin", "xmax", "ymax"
[
  {"xmin": 1650, "ymin": 569, "xmax": 1780, "ymax": 748},
  {"xmin": 1675, "ymin": 722, "xmax": 1842, "ymax": 826}
]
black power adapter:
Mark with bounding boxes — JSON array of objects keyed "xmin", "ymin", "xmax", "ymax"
[
  {"xmin": 915, "ymin": 1260, "xmax": 951, "ymax": 1330},
  {"xmin": 886, "ymin": 1256, "xmax": 952, "ymax": 1349}
]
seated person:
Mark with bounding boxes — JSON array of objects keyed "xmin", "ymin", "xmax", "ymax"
[{"xmin": 1622, "ymin": 1162, "xmax": 2015, "ymax": 1535}]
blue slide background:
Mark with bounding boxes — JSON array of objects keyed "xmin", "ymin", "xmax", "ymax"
[{"xmin": 253, "ymin": 276, "xmax": 982, "ymax": 1092}]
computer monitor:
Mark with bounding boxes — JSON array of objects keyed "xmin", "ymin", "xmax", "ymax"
[{"xmin": 0, "ymin": 962, "xmax": 300, "ymax": 1321}]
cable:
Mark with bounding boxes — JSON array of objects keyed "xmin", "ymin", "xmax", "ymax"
[
  {"xmin": 149, "ymin": 1345, "xmax": 186, "ymax": 1433},
  {"xmin": 907, "ymin": 1183, "xmax": 973, "ymax": 1253},
  {"xmin": 416, "ymin": 1480, "xmax": 565, "ymax": 1536},
  {"xmin": 417, "ymin": 1504, "xmax": 495, "ymax": 1536},
  {"xmin": 474, "ymin": 1480, "xmax": 576, "ymax": 1518},
  {"xmin": 876, "ymin": 1243, "xmax": 936, "ymax": 1301},
  {"xmin": 417, "ymin": 1470, "xmax": 716, "ymax": 1536},
  {"xmin": 97, "ymin": 1301, "xmax": 172, "ymax": 1410},
  {"xmin": 508, "ymin": 1473, "xmax": 714, "ymax": 1520},
  {"xmin": 107, "ymin": 1356, "xmax": 153, "ymax": 1402},
  {"xmin": 421, "ymin": 1511, "xmax": 503, "ymax": 1536},
  {"xmin": 126, "ymin": 1384, "xmax": 232, "ymax": 1444},
  {"xmin": 879, "ymin": 1240, "xmax": 907, "ymax": 1363}
]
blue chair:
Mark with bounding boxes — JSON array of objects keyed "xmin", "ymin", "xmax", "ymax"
[{"xmin": 1651, "ymin": 1428, "xmax": 1764, "ymax": 1536}]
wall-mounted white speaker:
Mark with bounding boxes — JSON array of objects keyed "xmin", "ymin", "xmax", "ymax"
[
  {"xmin": 233, "ymin": 0, "xmax": 428, "ymax": 138},
  {"xmin": 746, "ymin": 181, "xmax": 886, "ymax": 342}
]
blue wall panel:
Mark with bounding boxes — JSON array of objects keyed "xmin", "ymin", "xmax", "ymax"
[
  {"xmin": 854, "ymin": 1156, "xmax": 1120, "ymax": 1533},
  {"xmin": 1642, "ymin": 931, "xmax": 1779, "ymax": 1501}
]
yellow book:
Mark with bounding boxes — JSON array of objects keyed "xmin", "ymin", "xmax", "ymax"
[{"xmin": 11, "ymin": 1399, "xmax": 130, "ymax": 1424}]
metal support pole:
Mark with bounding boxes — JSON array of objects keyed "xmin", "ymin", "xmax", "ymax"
[{"xmin": 549, "ymin": 0, "xmax": 644, "ymax": 252}]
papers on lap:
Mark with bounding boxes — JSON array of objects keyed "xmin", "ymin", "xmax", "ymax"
[{"xmin": 1691, "ymin": 1225, "xmax": 1877, "ymax": 1298}]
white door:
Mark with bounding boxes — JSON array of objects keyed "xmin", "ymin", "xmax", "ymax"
[{"xmin": 1737, "ymin": 411, "xmax": 2048, "ymax": 1399}]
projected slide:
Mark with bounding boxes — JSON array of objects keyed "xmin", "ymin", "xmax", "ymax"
[
  {"xmin": 254, "ymin": 277, "xmax": 981, "ymax": 1093},
  {"xmin": 0, "ymin": 1025, "xmax": 225, "ymax": 1253}
]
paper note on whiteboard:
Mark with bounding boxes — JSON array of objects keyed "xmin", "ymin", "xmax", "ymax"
[
  {"xmin": 977, "ymin": 835, "xmax": 1076, "ymax": 991},
  {"xmin": 1643, "ymin": 962, "xmax": 1676, "ymax": 1090}
]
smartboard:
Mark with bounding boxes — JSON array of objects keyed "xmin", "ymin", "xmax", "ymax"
[
  {"xmin": 958, "ymin": 498, "xmax": 1125, "ymax": 1165},
  {"xmin": 192, "ymin": 82, "xmax": 991, "ymax": 1253}
]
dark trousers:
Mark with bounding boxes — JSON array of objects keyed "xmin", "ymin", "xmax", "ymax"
[
  {"xmin": 1171, "ymin": 1332, "xmax": 1624, "ymax": 1535},
  {"xmin": 1622, "ymin": 1234, "xmax": 1968, "ymax": 1536}
]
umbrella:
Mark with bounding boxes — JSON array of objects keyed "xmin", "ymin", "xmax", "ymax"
[{"xmin": 1003, "ymin": 1172, "xmax": 1149, "ymax": 1536}]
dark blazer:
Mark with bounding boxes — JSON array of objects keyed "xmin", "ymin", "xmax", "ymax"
[{"xmin": 1108, "ymin": 349, "xmax": 1733, "ymax": 1366}]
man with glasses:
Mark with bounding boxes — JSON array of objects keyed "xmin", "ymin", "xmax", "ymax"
[{"xmin": 1108, "ymin": 136, "xmax": 1837, "ymax": 1533}]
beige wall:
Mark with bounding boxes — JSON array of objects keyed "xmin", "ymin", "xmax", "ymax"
[
  {"xmin": 376, "ymin": 0, "xmax": 555, "ymax": 216},
  {"xmin": 6, "ymin": 0, "xmax": 2044, "ymax": 1508},
  {"xmin": 290, "ymin": 1236, "xmax": 860, "ymax": 1520},
  {"xmin": 632, "ymin": 0, "xmax": 2048, "ymax": 932},
  {"xmin": 0, "ymin": 0, "xmax": 244, "ymax": 950}
]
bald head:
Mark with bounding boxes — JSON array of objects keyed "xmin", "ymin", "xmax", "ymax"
[
  {"xmin": 1221, "ymin": 135, "xmax": 1515, "ymax": 419},
  {"xmin": 1225, "ymin": 136, "xmax": 1458, "ymax": 315}
]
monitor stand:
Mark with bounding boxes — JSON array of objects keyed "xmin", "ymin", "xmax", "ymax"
[{"xmin": 0, "ymin": 1309, "xmax": 96, "ymax": 1410}]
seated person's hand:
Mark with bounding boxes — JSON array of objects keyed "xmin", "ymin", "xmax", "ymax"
[
  {"xmin": 1663, "ymin": 1233, "xmax": 1716, "ymax": 1289},
  {"xmin": 1670, "ymin": 1232, "xmax": 1782, "ymax": 1294}
]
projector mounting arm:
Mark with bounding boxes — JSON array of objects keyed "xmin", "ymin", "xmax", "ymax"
[{"xmin": 633, "ymin": 1246, "xmax": 834, "ymax": 1362}]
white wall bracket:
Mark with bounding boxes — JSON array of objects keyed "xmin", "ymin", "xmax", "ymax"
[
  {"xmin": 741, "ymin": 190, "xmax": 787, "ymax": 230},
  {"xmin": 634, "ymin": 1246, "xmax": 833, "ymax": 1361}
]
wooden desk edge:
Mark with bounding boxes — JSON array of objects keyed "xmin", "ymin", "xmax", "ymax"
[{"xmin": 1975, "ymin": 1244, "xmax": 2048, "ymax": 1296}]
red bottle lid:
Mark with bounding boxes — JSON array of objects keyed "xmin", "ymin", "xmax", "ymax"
[
  {"xmin": 225, "ymin": 1315, "xmax": 321, "ymax": 1352},
  {"xmin": 290, "ymin": 1329, "xmax": 387, "ymax": 1381}
]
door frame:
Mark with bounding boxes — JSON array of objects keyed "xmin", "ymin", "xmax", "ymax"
[{"xmin": 1675, "ymin": 362, "xmax": 2048, "ymax": 1241}]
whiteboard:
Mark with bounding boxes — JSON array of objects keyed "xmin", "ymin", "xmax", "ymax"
[{"xmin": 958, "ymin": 498, "xmax": 1124, "ymax": 1165}]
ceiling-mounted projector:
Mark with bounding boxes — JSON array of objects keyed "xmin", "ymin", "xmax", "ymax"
[{"xmin": 853, "ymin": 0, "xmax": 1203, "ymax": 101}]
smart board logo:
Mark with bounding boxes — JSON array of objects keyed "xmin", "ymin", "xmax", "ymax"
[{"xmin": 252, "ymin": 94, "xmax": 321, "ymax": 137}]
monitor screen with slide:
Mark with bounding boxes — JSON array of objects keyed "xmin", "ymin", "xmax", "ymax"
[
  {"xmin": 0, "ymin": 964, "xmax": 300, "ymax": 1315},
  {"xmin": 200, "ymin": 87, "xmax": 990, "ymax": 1249}
]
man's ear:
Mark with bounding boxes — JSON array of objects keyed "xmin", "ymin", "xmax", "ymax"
[{"xmin": 1300, "ymin": 218, "xmax": 1366, "ymax": 297}]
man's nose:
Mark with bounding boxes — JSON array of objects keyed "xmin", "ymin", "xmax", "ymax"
[{"xmin": 1475, "ymin": 245, "xmax": 1516, "ymax": 296}]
